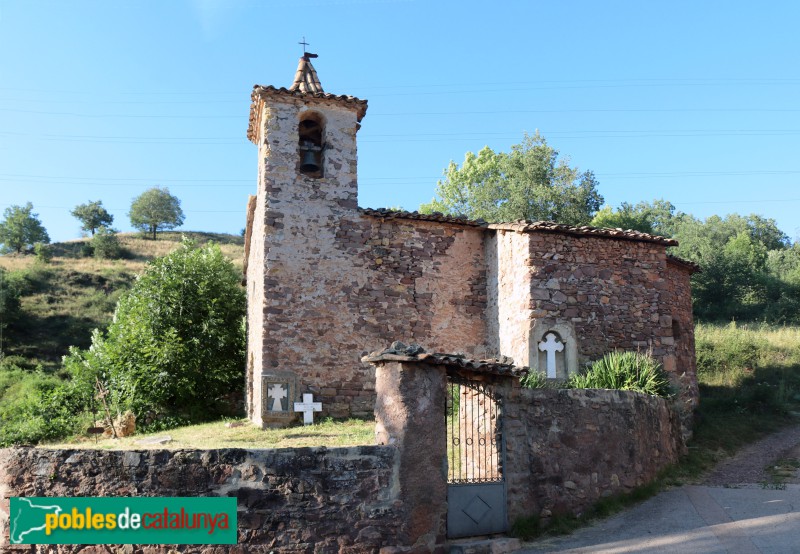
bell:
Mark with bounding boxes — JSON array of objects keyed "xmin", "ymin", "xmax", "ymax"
[{"xmin": 300, "ymin": 150, "xmax": 320, "ymax": 173}]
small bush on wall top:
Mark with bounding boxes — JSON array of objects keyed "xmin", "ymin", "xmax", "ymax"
[{"xmin": 567, "ymin": 351, "xmax": 674, "ymax": 398}]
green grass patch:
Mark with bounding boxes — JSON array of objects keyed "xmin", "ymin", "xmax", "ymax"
[{"xmin": 38, "ymin": 417, "xmax": 375, "ymax": 450}]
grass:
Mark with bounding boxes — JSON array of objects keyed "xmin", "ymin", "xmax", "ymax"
[
  {"xmin": 38, "ymin": 417, "xmax": 375, "ymax": 450},
  {"xmin": 0, "ymin": 231, "xmax": 243, "ymax": 370}
]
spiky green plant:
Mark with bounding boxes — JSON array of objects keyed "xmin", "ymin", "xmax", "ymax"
[
  {"xmin": 520, "ymin": 370, "xmax": 551, "ymax": 389},
  {"xmin": 567, "ymin": 351, "xmax": 674, "ymax": 398}
]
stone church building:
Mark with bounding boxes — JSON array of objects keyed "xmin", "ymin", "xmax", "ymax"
[{"xmin": 243, "ymin": 55, "xmax": 698, "ymax": 427}]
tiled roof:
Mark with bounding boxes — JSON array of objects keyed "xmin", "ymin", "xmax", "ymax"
[
  {"xmin": 247, "ymin": 57, "xmax": 367, "ymax": 143},
  {"xmin": 359, "ymin": 209, "xmax": 679, "ymax": 246},
  {"xmin": 290, "ymin": 56, "xmax": 324, "ymax": 94},
  {"xmin": 667, "ymin": 254, "xmax": 701, "ymax": 273},
  {"xmin": 489, "ymin": 221, "xmax": 679, "ymax": 246},
  {"xmin": 362, "ymin": 342, "xmax": 527, "ymax": 378},
  {"xmin": 360, "ymin": 208, "xmax": 488, "ymax": 228}
]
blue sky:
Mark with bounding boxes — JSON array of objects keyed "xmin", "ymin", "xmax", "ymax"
[{"xmin": 2, "ymin": 0, "xmax": 800, "ymax": 243}]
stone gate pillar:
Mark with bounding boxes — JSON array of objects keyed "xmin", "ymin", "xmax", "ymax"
[{"xmin": 364, "ymin": 343, "xmax": 448, "ymax": 551}]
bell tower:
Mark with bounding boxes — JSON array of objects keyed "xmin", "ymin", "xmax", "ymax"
[{"xmin": 244, "ymin": 54, "xmax": 368, "ymax": 427}]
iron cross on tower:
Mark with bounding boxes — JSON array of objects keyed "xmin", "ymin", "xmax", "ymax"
[{"xmin": 298, "ymin": 37, "xmax": 318, "ymax": 61}]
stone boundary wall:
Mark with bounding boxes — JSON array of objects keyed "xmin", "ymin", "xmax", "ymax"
[
  {"xmin": 0, "ymin": 446, "xmax": 412, "ymax": 553},
  {"xmin": 1, "ymin": 367, "xmax": 685, "ymax": 550},
  {"xmin": 504, "ymin": 387, "xmax": 684, "ymax": 523}
]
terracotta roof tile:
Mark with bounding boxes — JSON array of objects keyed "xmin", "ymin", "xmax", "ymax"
[
  {"xmin": 248, "ymin": 86, "xmax": 368, "ymax": 143},
  {"xmin": 289, "ymin": 57, "xmax": 324, "ymax": 94},
  {"xmin": 248, "ymin": 57, "xmax": 367, "ymax": 143},
  {"xmin": 362, "ymin": 342, "xmax": 527, "ymax": 378},
  {"xmin": 489, "ymin": 220, "xmax": 679, "ymax": 246},
  {"xmin": 667, "ymin": 254, "xmax": 701, "ymax": 273},
  {"xmin": 360, "ymin": 208, "xmax": 488, "ymax": 228},
  {"xmin": 360, "ymin": 209, "xmax": 679, "ymax": 246}
]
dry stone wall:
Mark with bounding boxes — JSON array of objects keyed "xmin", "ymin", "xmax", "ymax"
[
  {"xmin": 503, "ymin": 386, "xmax": 683, "ymax": 523},
  {"xmin": 0, "ymin": 446, "xmax": 406, "ymax": 553},
  {"xmin": 664, "ymin": 260, "xmax": 699, "ymax": 428}
]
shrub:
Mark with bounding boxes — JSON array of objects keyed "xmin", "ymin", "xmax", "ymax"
[
  {"xmin": 0, "ymin": 268, "xmax": 22, "ymax": 336},
  {"xmin": 0, "ymin": 371, "xmax": 92, "ymax": 446},
  {"xmin": 64, "ymin": 239, "xmax": 246, "ymax": 429},
  {"xmin": 33, "ymin": 242, "xmax": 53, "ymax": 263},
  {"xmin": 91, "ymin": 226, "xmax": 123, "ymax": 259},
  {"xmin": 567, "ymin": 351, "xmax": 673, "ymax": 398}
]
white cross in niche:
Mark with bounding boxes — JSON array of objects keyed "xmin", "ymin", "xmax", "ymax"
[
  {"xmin": 294, "ymin": 393, "xmax": 323, "ymax": 425},
  {"xmin": 538, "ymin": 332, "xmax": 564, "ymax": 379},
  {"xmin": 267, "ymin": 384, "xmax": 288, "ymax": 412}
]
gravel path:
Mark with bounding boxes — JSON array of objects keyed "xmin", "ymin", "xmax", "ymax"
[{"xmin": 703, "ymin": 423, "xmax": 800, "ymax": 486}]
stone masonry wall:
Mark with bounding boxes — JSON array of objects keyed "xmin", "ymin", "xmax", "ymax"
[
  {"xmin": 503, "ymin": 386, "xmax": 683, "ymax": 524},
  {"xmin": 522, "ymin": 232, "xmax": 693, "ymax": 387},
  {"xmin": 664, "ymin": 261, "xmax": 699, "ymax": 430},
  {"xmin": 248, "ymin": 94, "xmax": 487, "ymax": 423},
  {"xmin": 0, "ymin": 446, "xmax": 406, "ymax": 553},
  {"xmin": 525, "ymin": 233, "xmax": 671, "ymax": 362}
]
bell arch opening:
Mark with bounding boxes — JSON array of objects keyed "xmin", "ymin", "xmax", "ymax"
[{"xmin": 298, "ymin": 111, "xmax": 325, "ymax": 178}]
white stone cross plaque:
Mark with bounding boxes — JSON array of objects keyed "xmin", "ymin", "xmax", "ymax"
[
  {"xmin": 267, "ymin": 383, "xmax": 288, "ymax": 412},
  {"xmin": 294, "ymin": 393, "xmax": 322, "ymax": 425},
  {"xmin": 538, "ymin": 332, "xmax": 564, "ymax": 379}
]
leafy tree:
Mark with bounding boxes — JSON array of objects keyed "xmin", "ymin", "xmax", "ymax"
[
  {"xmin": 420, "ymin": 132, "xmax": 603, "ymax": 225},
  {"xmin": 62, "ymin": 239, "xmax": 245, "ymax": 426},
  {"xmin": 0, "ymin": 203, "xmax": 50, "ymax": 254},
  {"xmin": 71, "ymin": 200, "xmax": 114, "ymax": 236},
  {"xmin": 128, "ymin": 187, "xmax": 185, "ymax": 240},
  {"xmin": 590, "ymin": 199, "xmax": 682, "ymax": 236}
]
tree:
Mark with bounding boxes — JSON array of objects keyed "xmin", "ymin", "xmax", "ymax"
[
  {"xmin": 420, "ymin": 132, "xmax": 603, "ymax": 225},
  {"xmin": 0, "ymin": 203, "xmax": 50, "ymax": 254},
  {"xmin": 590, "ymin": 199, "xmax": 682, "ymax": 236},
  {"xmin": 71, "ymin": 200, "xmax": 114, "ymax": 236},
  {"xmin": 62, "ymin": 239, "xmax": 245, "ymax": 426},
  {"xmin": 128, "ymin": 187, "xmax": 185, "ymax": 240}
]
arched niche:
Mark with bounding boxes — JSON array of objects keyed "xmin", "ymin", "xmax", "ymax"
[
  {"xmin": 529, "ymin": 320, "xmax": 579, "ymax": 379},
  {"xmin": 298, "ymin": 111, "xmax": 325, "ymax": 178}
]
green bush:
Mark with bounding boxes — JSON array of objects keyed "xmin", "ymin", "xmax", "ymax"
[
  {"xmin": 33, "ymin": 242, "xmax": 53, "ymax": 263},
  {"xmin": 0, "ymin": 268, "xmax": 23, "ymax": 335},
  {"xmin": 567, "ymin": 351, "xmax": 673, "ymax": 398},
  {"xmin": 0, "ymin": 370, "xmax": 92, "ymax": 446},
  {"xmin": 63, "ymin": 239, "xmax": 246, "ymax": 429},
  {"xmin": 91, "ymin": 226, "xmax": 123, "ymax": 259}
]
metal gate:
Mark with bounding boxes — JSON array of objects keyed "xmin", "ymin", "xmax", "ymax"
[{"xmin": 446, "ymin": 374, "xmax": 507, "ymax": 538}]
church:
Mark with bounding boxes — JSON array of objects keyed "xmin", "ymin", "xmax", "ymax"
[{"xmin": 243, "ymin": 55, "xmax": 698, "ymax": 428}]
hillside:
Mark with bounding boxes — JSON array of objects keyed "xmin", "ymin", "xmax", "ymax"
[{"xmin": 0, "ymin": 232, "xmax": 244, "ymax": 371}]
